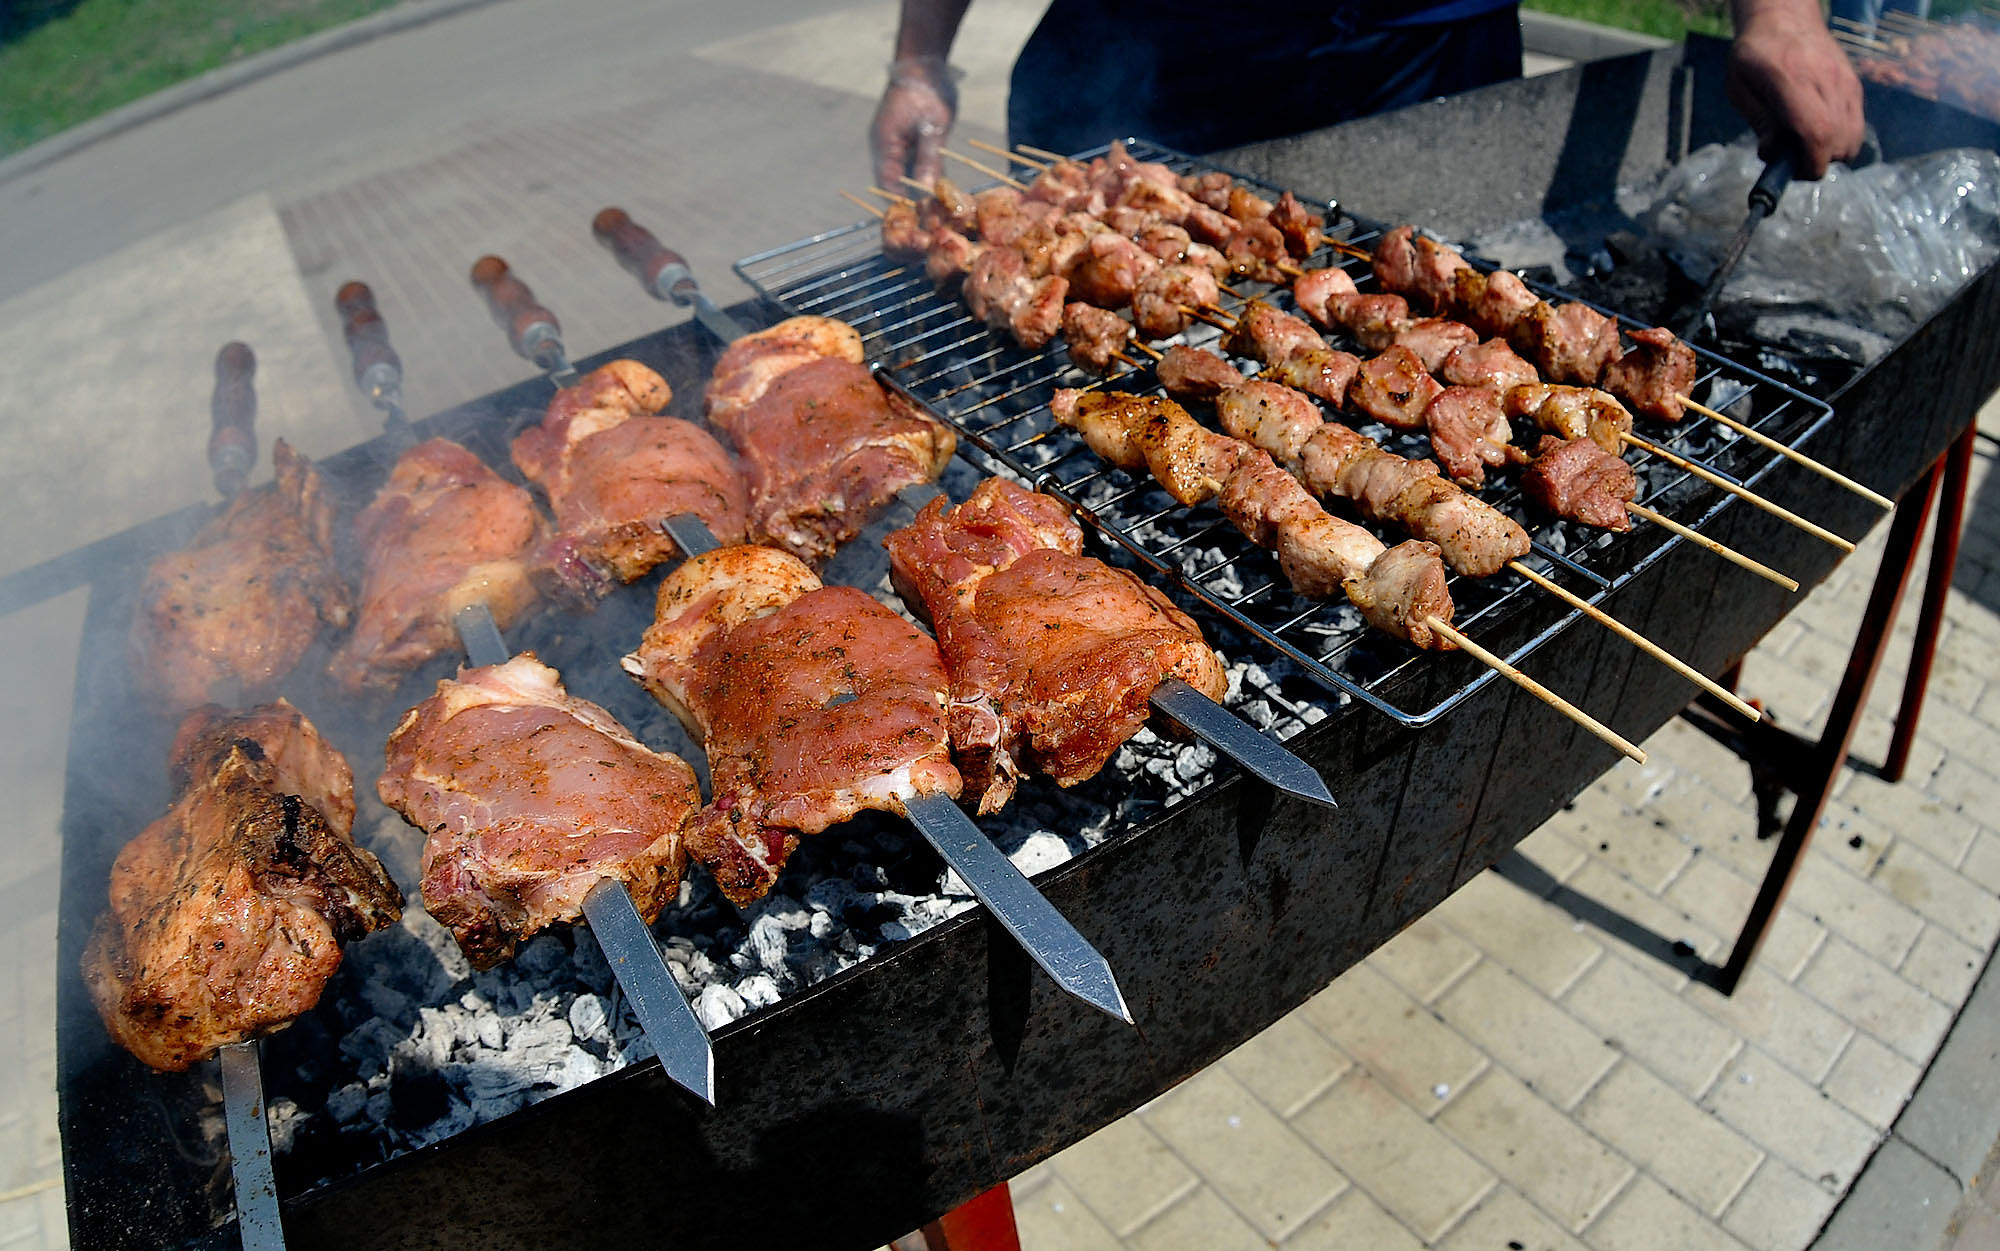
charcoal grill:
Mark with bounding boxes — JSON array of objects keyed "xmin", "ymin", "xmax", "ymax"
[{"xmin": 53, "ymin": 42, "xmax": 2000, "ymax": 1251}]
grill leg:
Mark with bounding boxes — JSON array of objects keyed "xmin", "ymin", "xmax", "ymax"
[
  {"xmin": 1884, "ymin": 424, "xmax": 1976, "ymax": 782},
  {"xmin": 893, "ymin": 1183, "xmax": 1022, "ymax": 1251},
  {"xmin": 1712, "ymin": 452, "xmax": 1947, "ymax": 995}
]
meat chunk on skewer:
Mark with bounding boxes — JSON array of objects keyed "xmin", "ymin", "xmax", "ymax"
[
  {"xmin": 1374, "ymin": 226, "xmax": 1472, "ymax": 314},
  {"xmin": 85, "ymin": 702, "xmax": 401, "ymax": 1071},
  {"xmin": 1062, "ymin": 302, "xmax": 1133, "ymax": 374},
  {"xmin": 1068, "ymin": 232, "xmax": 1161, "ymax": 309},
  {"xmin": 1051, "ymin": 389, "xmax": 1227, "ymax": 506},
  {"xmin": 1439, "ymin": 338, "xmax": 1539, "ymax": 394},
  {"xmin": 1224, "ymin": 221, "xmax": 1292, "ymax": 285},
  {"xmin": 1424, "ymin": 385, "xmax": 1521, "ymax": 489},
  {"xmin": 1157, "ymin": 344, "xmax": 1246, "ymax": 401},
  {"xmin": 918, "ymin": 176, "xmax": 978, "ymax": 236},
  {"xmin": 1509, "ymin": 301, "xmax": 1624, "ymax": 386},
  {"xmin": 1292, "ymin": 265, "xmax": 1357, "ymax": 327},
  {"xmin": 881, "ymin": 201, "xmax": 931, "ymax": 259},
  {"xmin": 379, "ymin": 653, "xmax": 700, "ymax": 969},
  {"xmin": 512, "ymin": 360, "xmax": 750, "ymax": 607},
  {"xmin": 963, "ymin": 246, "xmax": 1070, "ymax": 348},
  {"xmin": 1348, "ymin": 345, "xmax": 1445, "ymax": 431},
  {"xmin": 1134, "ymin": 223, "xmax": 1195, "ymax": 265},
  {"xmin": 330, "ymin": 438, "xmax": 544, "ymax": 692},
  {"xmin": 885, "ymin": 479, "xmax": 1226, "ymax": 812},
  {"xmin": 1261, "ymin": 347, "xmax": 1361, "ymax": 408},
  {"xmin": 1215, "ymin": 379, "xmax": 1325, "ymax": 469},
  {"xmin": 1028, "ymin": 159, "xmax": 1100, "ymax": 213},
  {"xmin": 1180, "ymin": 171, "xmax": 1234, "ymax": 212},
  {"xmin": 1226, "ymin": 185, "xmax": 1276, "ymax": 225},
  {"xmin": 706, "ymin": 316, "xmax": 865, "ymax": 419},
  {"xmin": 1132, "ymin": 262, "xmax": 1221, "ymax": 340},
  {"xmin": 1503, "ymin": 383, "xmax": 1633, "ymax": 456},
  {"xmin": 1600, "ymin": 326, "xmax": 1698, "ymax": 422},
  {"xmin": 926, "ymin": 226, "xmax": 984, "ymax": 289},
  {"xmin": 1268, "ymin": 191, "xmax": 1324, "ymax": 258},
  {"xmin": 1390, "ymin": 318, "xmax": 1479, "ymax": 372},
  {"xmin": 1184, "ymin": 202, "xmax": 1242, "ymax": 248},
  {"xmin": 1222, "ymin": 301, "xmax": 1323, "ymax": 365},
  {"xmin": 623, "ymin": 546, "xmax": 962, "ymax": 905},
  {"xmin": 130, "ymin": 440, "xmax": 353, "ymax": 710},
  {"xmin": 1452, "ymin": 267, "xmax": 1540, "ymax": 339},
  {"xmin": 1300, "ymin": 423, "xmax": 1531, "ymax": 578},
  {"xmin": 1521, "ymin": 436, "xmax": 1637, "ymax": 532}
]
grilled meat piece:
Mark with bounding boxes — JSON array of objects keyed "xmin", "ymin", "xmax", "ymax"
[
  {"xmin": 1063, "ymin": 302, "xmax": 1133, "ymax": 374},
  {"xmin": 926, "ymin": 226, "xmax": 984, "ymax": 289},
  {"xmin": 1292, "ymin": 265, "xmax": 1358, "ymax": 327},
  {"xmin": 1348, "ymin": 345, "xmax": 1444, "ymax": 431},
  {"xmin": 84, "ymin": 701, "xmax": 400, "ymax": 1071},
  {"xmin": 1509, "ymin": 301, "xmax": 1623, "ymax": 385},
  {"xmin": 1262, "ymin": 347, "xmax": 1361, "ymax": 408},
  {"xmin": 1215, "ymin": 379, "xmax": 1324, "ymax": 469},
  {"xmin": 1424, "ymin": 385, "xmax": 1520, "ymax": 489},
  {"xmin": 512, "ymin": 360, "xmax": 749, "ymax": 607},
  {"xmin": 1134, "ymin": 222, "xmax": 1196, "ymax": 264},
  {"xmin": 1027, "ymin": 159, "xmax": 1101, "ymax": 213},
  {"xmin": 1013, "ymin": 217, "xmax": 1093, "ymax": 280},
  {"xmin": 130, "ymin": 440, "xmax": 352, "ymax": 710},
  {"xmin": 330, "ymin": 438, "xmax": 543, "ymax": 692},
  {"xmin": 1224, "ymin": 221, "xmax": 1292, "ymax": 284},
  {"xmin": 885, "ymin": 479, "xmax": 1225, "ymax": 811},
  {"xmin": 880, "ymin": 201, "xmax": 931, "ymax": 259},
  {"xmin": 706, "ymin": 316, "xmax": 866, "ymax": 420},
  {"xmin": 1439, "ymin": 338, "xmax": 1539, "ymax": 394},
  {"xmin": 1158, "ymin": 344, "xmax": 1246, "ymax": 401},
  {"xmin": 1601, "ymin": 326, "xmax": 1697, "ymax": 422},
  {"xmin": 918, "ymin": 176, "xmax": 978, "ymax": 236},
  {"xmin": 1521, "ymin": 436, "xmax": 1637, "ymax": 532},
  {"xmin": 1179, "ymin": 171, "xmax": 1235, "ymax": 212},
  {"xmin": 1268, "ymin": 191, "xmax": 1324, "ymax": 258},
  {"xmin": 1391, "ymin": 318, "xmax": 1480, "ymax": 372},
  {"xmin": 1503, "ymin": 383, "xmax": 1633, "ymax": 456},
  {"xmin": 1451, "ymin": 267, "xmax": 1540, "ymax": 339},
  {"xmin": 1222, "ymin": 300, "xmax": 1323, "ymax": 365},
  {"xmin": 1132, "ymin": 262, "xmax": 1221, "ymax": 340},
  {"xmin": 1051, "ymin": 388, "xmax": 1231, "ymax": 506},
  {"xmin": 1068, "ymin": 232, "xmax": 1161, "ymax": 309},
  {"xmin": 1373, "ymin": 226, "xmax": 1473, "ymax": 314},
  {"xmin": 1330, "ymin": 293, "xmax": 1413, "ymax": 353},
  {"xmin": 623, "ymin": 546, "xmax": 961, "ymax": 905},
  {"xmin": 963, "ymin": 246, "xmax": 1069, "ymax": 348},
  {"xmin": 1226, "ymin": 185, "xmax": 1276, "ymax": 225},
  {"xmin": 1299, "ymin": 424, "xmax": 1530, "ymax": 578},
  {"xmin": 1184, "ymin": 201, "xmax": 1241, "ymax": 248},
  {"xmin": 379, "ymin": 653, "xmax": 699, "ymax": 969}
]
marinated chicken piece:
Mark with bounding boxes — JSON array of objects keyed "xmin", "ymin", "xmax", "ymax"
[
  {"xmin": 1132, "ymin": 262, "xmax": 1221, "ymax": 340},
  {"xmin": 711, "ymin": 357, "xmax": 956, "ymax": 565},
  {"xmin": 1391, "ymin": 318, "xmax": 1479, "ymax": 372},
  {"xmin": 1068, "ymin": 232, "xmax": 1161, "ymax": 308},
  {"xmin": 1299, "ymin": 424, "xmax": 1530, "ymax": 577},
  {"xmin": 1268, "ymin": 191, "xmax": 1324, "ymax": 257},
  {"xmin": 1226, "ymin": 185, "xmax": 1276, "ymax": 224},
  {"xmin": 1051, "ymin": 388, "xmax": 1227, "ymax": 505},
  {"xmin": 623, "ymin": 547, "xmax": 961, "ymax": 905},
  {"xmin": 130, "ymin": 440, "xmax": 352, "ymax": 710},
  {"xmin": 1601, "ymin": 326, "xmax": 1697, "ymax": 422},
  {"xmin": 1520, "ymin": 436, "xmax": 1637, "ymax": 532},
  {"xmin": 1224, "ymin": 221, "xmax": 1292, "ymax": 284},
  {"xmin": 1503, "ymin": 382, "xmax": 1633, "ymax": 456},
  {"xmin": 380, "ymin": 653, "xmax": 699, "ymax": 969},
  {"xmin": 512, "ymin": 360, "xmax": 749, "ymax": 607},
  {"xmin": 884, "ymin": 479, "xmax": 1225, "ymax": 811},
  {"xmin": 1348, "ymin": 345, "xmax": 1445, "ymax": 431},
  {"xmin": 1372, "ymin": 225, "xmax": 1473, "ymax": 313},
  {"xmin": 1424, "ymin": 385, "xmax": 1520, "ymax": 489},
  {"xmin": 1180, "ymin": 171, "xmax": 1235, "ymax": 212},
  {"xmin": 926, "ymin": 226, "xmax": 984, "ymax": 289},
  {"xmin": 1440, "ymin": 339, "xmax": 1538, "ymax": 394},
  {"xmin": 1222, "ymin": 300, "xmax": 1323, "ymax": 364},
  {"xmin": 1451, "ymin": 267, "xmax": 1540, "ymax": 339},
  {"xmin": 1157, "ymin": 344, "xmax": 1245, "ymax": 401},
  {"xmin": 1345, "ymin": 540, "xmax": 1456, "ymax": 650},
  {"xmin": 1292, "ymin": 265, "xmax": 1358, "ymax": 326},
  {"xmin": 1063, "ymin": 302, "xmax": 1133, "ymax": 374},
  {"xmin": 1262, "ymin": 347, "xmax": 1361, "ymax": 408},
  {"xmin": 963, "ymin": 246, "xmax": 1070, "ymax": 348},
  {"xmin": 1216, "ymin": 379, "xmax": 1325, "ymax": 468},
  {"xmin": 706, "ymin": 316, "xmax": 866, "ymax": 421},
  {"xmin": 330, "ymin": 439, "xmax": 543, "ymax": 691},
  {"xmin": 84, "ymin": 702, "xmax": 400, "ymax": 1071},
  {"xmin": 1184, "ymin": 202, "xmax": 1242, "ymax": 248},
  {"xmin": 1509, "ymin": 301, "xmax": 1623, "ymax": 385},
  {"xmin": 881, "ymin": 201, "xmax": 931, "ymax": 259}
]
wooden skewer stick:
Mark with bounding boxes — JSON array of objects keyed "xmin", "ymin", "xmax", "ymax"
[
  {"xmin": 1424, "ymin": 616, "xmax": 1647, "ymax": 763},
  {"xmin": 841, "ymin": 190, "xmax": 886, "ymax": 219},
  {"xmin": 1621, "ymin": 433, "xmax": 1855, "ymax": 552},
  {"xmin": 1015, "ymin": 141, "xmax": 1070, "ymax": 164},
  {"xmin": 1182, "ymin": 306, "xmax": 1236, "ymax": 331},
  {"xmin": 869, "ymin": 185, "xmax": 914, "ymax": 205},
  {"xmin": 1628, "ymin": 502, "xmax": 1800, "ymax": 590},
  {"xmin": 1219, "ymin": 282, "xmax": 1246, "ymax": 298},
  {"xmin": 1128, "ymin": 339, "xmax": 1165, "ymax": 360},
  {"xmin": 1278, "ymin": 261, "xmax": 1305, "ymax": 278},
  {"xmin": 941, "ymin": 148, "xmax": 1029, "ymax": 190},
  {"xmin": 967, "ymin": 136, "xmax": 1047, "ymax": 171},
  {"xmin": 1328, "ymin": 240, "xmax": 1374, "ymax": 261},
  {"xmin": 900, "ymin": 175, "xmax": 936, "ymax": 197},
  {"xmin": 1834, "ymin": 30, "xmax": 1894, "ymax": 51},
  {"xmin": 1678, "ymin": 395, "xmax": 1893, "ymax": 509},
  {"xmin": 1508, "ymin": 561, "xmax": 1762, "ymax": 721},
  {"xmin": 1112, "ymin": 350, "xmax": 1144, "ymax": 371}
]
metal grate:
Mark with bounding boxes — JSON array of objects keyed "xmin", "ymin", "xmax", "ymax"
[{"xmin": 736, "ymin": 140, "xmax": 1834, "ymax": 726}]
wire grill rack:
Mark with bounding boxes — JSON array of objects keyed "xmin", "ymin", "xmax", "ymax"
[{"xmin": 735, "ymin": 140, "xmax": 1835, "ymax": 726}]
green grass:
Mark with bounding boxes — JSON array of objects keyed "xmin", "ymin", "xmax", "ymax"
[
  {"xmin": 0, "ymin": 0, "xmax": 402, "ymax": 157},
  {"xmin": 1523, "ymin": 0, "xmax": 1734, "ymax": 39}
]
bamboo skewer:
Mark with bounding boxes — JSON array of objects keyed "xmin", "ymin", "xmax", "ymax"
[
  {"xmin": 1507, "ymin": 561, "xmax": 1762, "ymax": 720},
  {"xmin": 841, "ymin": 190, "xmax": 886, "ymax": 219},
  {"xmin": 1621, "ymin": 433, "xmax": 1855, "ymax": 551},
  {"xmin": 869, "ymin": 185, "xmax": 914, "ymax": 205},
  {"xmin": 968, "ymin": 136, "xmax": 1047, "ymax": 170},
  {"xmin": 1424, "ymin": 617, "xmax": 1647, "ymax": 762},
  {"xmin": 1627, "ymin": 502, "xmax": 1799, "ymax": 589},
  {"xmin": 1128, "ymin": 339, "xmax": 1165, "ymax": 360},
  {"xmin": 941, "ymin": 148, "xmax": 1029, "ymax": 190},
  {"xmin": 1678, "ymin": 395, "xmax": 1893, "ymax": 508},
  {"xmin": 1015, "ymin": 141, "xmax": 1069, "ymax": 164}
]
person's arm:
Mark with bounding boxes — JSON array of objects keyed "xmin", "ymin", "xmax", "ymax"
[
  {"xmin": 1726, "ymin": 0, "xmax": 1866, "ymax": 178},
  {"xmin": 871, "ymin": 0, "xmax": 973, "ymax": 188}
]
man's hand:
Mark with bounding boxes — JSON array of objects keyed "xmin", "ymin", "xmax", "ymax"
[
  {"xmin": 872, "ymin": 58, "xmax": 957, "ymax": 189},
  {"xmin": 1727, "ymin": 0, "xmax": 1866, "ymax": 178}
]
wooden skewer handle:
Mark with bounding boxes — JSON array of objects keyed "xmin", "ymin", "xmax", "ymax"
[
  {"xmin": 334, "ymin": 280, "xmax": 403, "ymax": 396},
  {"xmin": 1426, "ymin": 615, "xmax": 1647, "ymax": 764},
  {"xmin": 469, "ymin": 255, "xmax": 562, "ymax": 361},
  {"xmin": 591, "ymin": 208, "xmax": 697, "ymax": 305},
  {"xmin": 209, "ymin": 341, "xmax": 257, "ymax": 498}
]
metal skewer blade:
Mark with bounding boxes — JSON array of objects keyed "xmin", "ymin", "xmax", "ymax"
[
  {"xmin": 450, "ymin": 604, "xmax": 718, "ymax": 1103},
  {"xmin": 903, "ymin": 793, "xmax": 1133, "ymax": 1024},
  {"xmin": 219, "ymin": 1041, "xmax": 286, "ymax": 1249},
  {"xmin": 661, "ymin": 513, "xmax": 722, "ymax": 559},
  {"xmin": 580, "ymin": 879, "xmax": 717, "ymax": 1105},
  {"xmin": 1148, "ymin": 679, "xmax": 1335, "ymax": 808}
]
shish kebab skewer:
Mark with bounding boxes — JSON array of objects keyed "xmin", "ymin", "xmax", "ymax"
[
  {"xmin": 591, "ymin": 206, "xmax": 1333, "ymax": 807},
  {"xmin": 332, "ymin": 295, "xmax": 721, "ymax": 1103}
]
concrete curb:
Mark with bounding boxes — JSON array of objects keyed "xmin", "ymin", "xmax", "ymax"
[
  {"xmin": 0, "ymin": 0, "xmax": 512, "ymax": 187},
  {"xmin": 1518, "ymin": 9, "xmax": 1675, "ymax": 62}
]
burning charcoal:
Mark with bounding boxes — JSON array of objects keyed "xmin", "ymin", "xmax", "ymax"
[
  {"xmin": 694, "ymin": 984, "xmax": 747, "ymax": 1030},
  {"xmin": 567, "ymin": 994, "xmax": 609, "ymax": 1044},
  {"xmin": 326, "ymin": 1082, "xmax": 368, "ymax": 1125}
]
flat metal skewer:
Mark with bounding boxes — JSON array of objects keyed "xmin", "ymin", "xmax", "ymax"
[
  {"xmin": 453, "ymin": 604, "xmax": 719, "ymax": 1105},
  {"xmin": 1150, "ymin": 678, "xmax": 1336, "ymax": 807},
  {"xmin": 904, "ymin": 794, "xmax": 1132, "ymax": 1022},
  {"xmin": 219, "ymin": 1040, "xmax": 286, "ymax": 1249}
]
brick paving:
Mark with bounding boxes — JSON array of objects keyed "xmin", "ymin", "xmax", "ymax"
[{"xmin": 2, "ymin": 4, "xmax": 1998, "ymax": 1249}]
